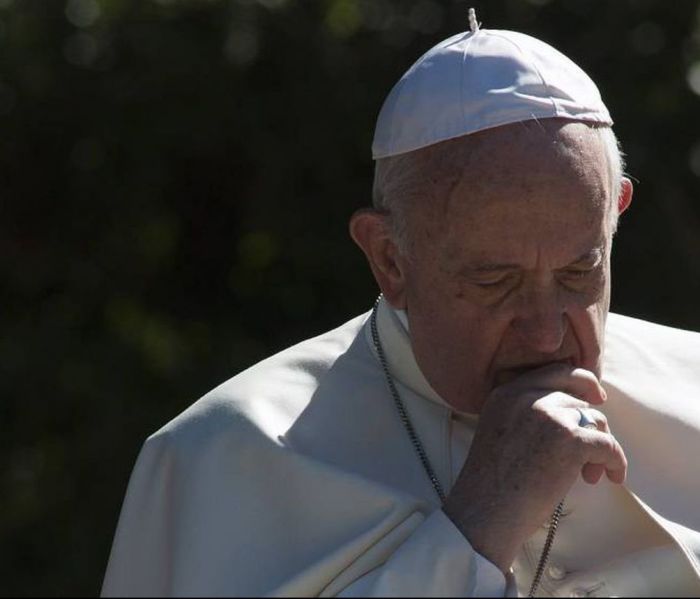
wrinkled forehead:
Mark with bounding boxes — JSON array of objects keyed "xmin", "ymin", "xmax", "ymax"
[
  {"xmin": 450, "ymin": 119, "xmax": 606, "ymax": 173},
  {"xmin": 417, "ymin": 120, "xmax": 611, "ymax": 218},
  {"xmin": 414, "ymin": 124, "xmax": 613, "ymax": 268}
]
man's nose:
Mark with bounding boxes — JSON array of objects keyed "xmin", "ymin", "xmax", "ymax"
[{"xmin": 512, "ymin": 286, "xmax": 567, "ymax": 355}]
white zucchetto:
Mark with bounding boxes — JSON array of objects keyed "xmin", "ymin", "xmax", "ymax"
[{"xmin": 372, "ymin": 22, "xmax": 612, "ymax": 159}]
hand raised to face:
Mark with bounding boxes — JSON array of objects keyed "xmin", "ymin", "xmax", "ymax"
[{"xmin": 443, "ymin": 362, "xmax": 627, "ymax": 574}]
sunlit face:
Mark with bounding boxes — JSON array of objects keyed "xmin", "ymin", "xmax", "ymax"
[{"xmin": 397, "ymin": 121, "xmax": 615, "ymax": 414}]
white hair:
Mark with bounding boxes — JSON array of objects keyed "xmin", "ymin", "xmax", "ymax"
[{"xmin": 372, "ymin": 124, "xmax": 625, "ymax": 253}]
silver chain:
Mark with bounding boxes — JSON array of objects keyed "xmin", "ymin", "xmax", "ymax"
[
  {"xmin": 369, "ymin": 295, "xmax": 563, "ymax": 597},
  {"xmin": 370, "ymin": 296, "xmax": 446, "ymax": 503},
  {"xmin": 529, "ymin": 500, "xmax": 564, "ymax": 597}
]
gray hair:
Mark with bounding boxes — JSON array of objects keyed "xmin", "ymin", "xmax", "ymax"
[{"xmin": 372, "ymin": 124, "xmax": 625, "ymax": 254}]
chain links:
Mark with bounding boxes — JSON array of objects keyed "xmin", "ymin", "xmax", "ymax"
[
  {"xmin": 369, "ymin": 295, "xmax": 562, "ymax": 597},
  {"xmin": 370, "ymin": 296, "xmax": 446, "ymax": 503},
  {"xmin": 528, "ymin": 500, "xmax": 564, "ymax": 596}
]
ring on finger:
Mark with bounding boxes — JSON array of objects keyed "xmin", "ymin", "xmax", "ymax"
[{"xmin": 577, "ymin": 407, "xmax": 598, "ymax": 430}]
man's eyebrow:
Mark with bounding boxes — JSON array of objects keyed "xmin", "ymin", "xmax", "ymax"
[{"xmin": 567, "ymin": 247, "xmax": 605, "ymax": 265}]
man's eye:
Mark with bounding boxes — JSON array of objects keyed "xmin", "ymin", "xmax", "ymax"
[
  {"xmin": 473, "ymin": 275, "xmax": 512, "ymax": 288},
  {"xmin": 563, "ymin": 267, "xmax": 596, "ymax": 281}
]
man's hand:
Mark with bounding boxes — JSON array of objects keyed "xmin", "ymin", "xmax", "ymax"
[{"xmin": 442, "ymin": 363, "xmax": 627, "ymax": 574}]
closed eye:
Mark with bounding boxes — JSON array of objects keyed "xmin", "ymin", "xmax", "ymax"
[
  {"xmin": 558, "ymin": 266, "xmax": 602, "ymax": 290},
  {"xmin": 472, "ymin": 273, "xmax": 517, "ymax": 288},
  {"xmin": 564, "ymin": 268, "xmax": 594, "ymax": 278}
]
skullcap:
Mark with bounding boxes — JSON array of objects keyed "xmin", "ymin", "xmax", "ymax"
[{"xmin": 372, "ymin": 20, "xmax": 612, "ymax": 159}]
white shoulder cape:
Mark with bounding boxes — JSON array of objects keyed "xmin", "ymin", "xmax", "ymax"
[{"xmin": 101, "ymin": 307, "xmax": 700, "ymax": 596}]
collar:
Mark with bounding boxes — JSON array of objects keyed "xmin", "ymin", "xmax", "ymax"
[{"xmin": 364, "ymin": 296, "xmax": 478, "ymax": 424}]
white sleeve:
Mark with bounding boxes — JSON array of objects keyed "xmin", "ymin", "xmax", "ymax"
[{"xmin": 337, "ymin": 510, "xmax": 507, "ymax": 597}]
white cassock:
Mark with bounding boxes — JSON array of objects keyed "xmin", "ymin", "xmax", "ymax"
[{"xmin": 102, "ymin": 297, "xmax": 700, "ymax": 597}]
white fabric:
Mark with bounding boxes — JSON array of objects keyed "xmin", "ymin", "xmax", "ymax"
[
  {"xmin": 102, "ymin": 299, "xmax": 700, "ymax": 597},
  {"xmin": 372, "ymin": 28, "xmax": 612, "ymax": 159},
  {"xmin": 393, "ymin": 308, "xmax": 410, "ymax": 332},
  {"xmin": 337, "ymin": 511, "xmax": 506, "ymax": 598}
]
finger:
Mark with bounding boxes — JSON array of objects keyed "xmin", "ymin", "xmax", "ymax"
[
  {"xmin": 581, "ymin": 462, "xmax": 605, "ymax": 484},
  {"xmin": 579, "ymin": 429, "xmax": 627, "ymax": 484},
  {"xmin": 548, "ymin": 367, "xmax": 606, "ymax": 405},
  {"xmin": 571, "ymin": 406, "xmax": 610, "ymax": 435},
  {"xmin": 606, "ymin": 465, "xmax": 626, "ymax": 484},
  {"xmin": 505, "ymin": 363, "xmax": 607, "ymax": 406},
  {"xmin": 530, "ymin": 399, "xmax": 612, "ymax": 437}
]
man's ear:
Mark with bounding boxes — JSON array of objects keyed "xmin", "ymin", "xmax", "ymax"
[
  {"xmin": 349, "ymin": 209, "xmax": 407, "ymax": 309},
  {"xmin": 618, "ymin": 177, "xmax": 633, "ymax": 215}
]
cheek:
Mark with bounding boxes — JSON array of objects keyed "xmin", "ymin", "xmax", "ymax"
[
  {"xmin": 568, "ymin": 300, "xmax": 608, "ymax": 375},
  {"xmin": 409, "ymin": 288, "xmax": 511, "ymax": 372},
  {"xmin": 436, "ymin": 299, "xmax": 516, "ymax": 386},
  {"xmin": 565, "ymin": 268, "xmax": 611, "ymax": 359}
]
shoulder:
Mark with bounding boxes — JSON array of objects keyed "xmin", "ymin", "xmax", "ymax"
[
  {"xmin": 603, "ymin": 315, "xmax": 700, "ymax": 526},
  {"xmin": 603, "ymin": 312, "xmax": 700, "ymax": 423},
  {"xmin": 145, "ymin": 310, "xmax": 371, "ymax": 454},
  {"xmin": 604, "ymin": 312, "xmax": 700, "ymax": 379}
]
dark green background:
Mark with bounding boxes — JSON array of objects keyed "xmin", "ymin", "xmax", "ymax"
[{"xmin": 2, "ymin": 0, "xmax": 700, "ymax": 594}]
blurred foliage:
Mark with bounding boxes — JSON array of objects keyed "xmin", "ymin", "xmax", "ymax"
[{"xmin": 2, "ymin": 0, "xmax": 700, "ymax": 594}]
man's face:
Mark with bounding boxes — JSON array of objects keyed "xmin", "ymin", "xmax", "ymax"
[{"xmin": 398, "ymin": 121, "xmax": 615, "ymax": 414}]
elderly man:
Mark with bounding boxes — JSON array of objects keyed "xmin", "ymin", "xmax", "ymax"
[{"xmin": 102, "ymin": 14, "xmax": 700, "ymax": 598}]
